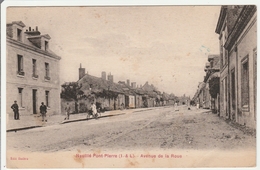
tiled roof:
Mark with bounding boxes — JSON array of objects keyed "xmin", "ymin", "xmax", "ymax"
[{"xmin": 78, "ymin": 74, "xmax": 124, "ymax": 95}]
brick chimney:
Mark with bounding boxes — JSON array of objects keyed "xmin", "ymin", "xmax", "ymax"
[
  {"xmin": 131, "ymin": 82, "xmax": 136, "ymax": 88},
  {"xmin": 101, "ymin": 71, "xmax": 106, "ymax": 80},
  {"xmin": 25, "ymin": 26, "xmax": 41, "ymax": 36},
  {"xmin": 127, "ymin": 79, "xmax": 130, "ymax": 86},
  {"xmin": 79, "ymin": 63, "xmax": 85, "ymax": 80}
]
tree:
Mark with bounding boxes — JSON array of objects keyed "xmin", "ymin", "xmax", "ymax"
[
  {"xmin": 60, "ymin": 82, "xmax": 83, "ymax": 100},
  {"xmin": 208, "ymin": 77, "xmax": 220, "ymax": 98}
]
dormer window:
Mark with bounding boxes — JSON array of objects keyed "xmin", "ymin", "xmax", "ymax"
[
  {"xmin": 45, "ymin": 41, "xmax": 49, "ymax": 51},
  {"xmin": 17, "ymin": 28, "xmax": 22, "ymax": 41}
]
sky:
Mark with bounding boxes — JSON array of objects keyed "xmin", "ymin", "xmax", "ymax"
[{"xmin": 6, "ymin": 6, "xmax": 221, "ymax": 97}]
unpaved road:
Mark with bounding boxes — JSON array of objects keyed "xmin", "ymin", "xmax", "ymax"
[
  {"xmin": 7, "ymin": 106, "xmax": 255, "ymax": 152},
  {"xmin": 6, "ymin": 106, "xmax": 256, "ymax": 168}
]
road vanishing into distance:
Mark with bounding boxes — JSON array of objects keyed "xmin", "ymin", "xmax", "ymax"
[{"xmin": 7, "ymin": 106, "xmax": 256, "ymax": 168}]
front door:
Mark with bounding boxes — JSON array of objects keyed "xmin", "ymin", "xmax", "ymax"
[
  {"xmin": 33, "ymin": 89, "xmax": 37, "ymax": 114},
  {"xmin": 231, "ymin": 69, "xmax": 236, "ymax": 120}
]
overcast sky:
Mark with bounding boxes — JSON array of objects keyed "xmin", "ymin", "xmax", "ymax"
[{"xmin": 7, "ymin": 6, "xmax": 221, "ymax": 97}]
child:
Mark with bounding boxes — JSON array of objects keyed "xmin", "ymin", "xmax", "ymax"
[{"xmin": 64, "ymin": 103, "xmax": 71, "ymax": 120}]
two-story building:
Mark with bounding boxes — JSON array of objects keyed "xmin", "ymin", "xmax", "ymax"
[
  {"xmin": 215, "ymin": 6, "xmax": 256, "ymax": 128},
  {"xmin": 6, "ymin": 21, "xmax": 61, "ymax": 116}
]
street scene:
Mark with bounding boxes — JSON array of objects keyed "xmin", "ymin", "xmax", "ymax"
[
  {"xmin": 7, "ymin": 106, "xmax": 256, "ymax": 168},
  {"xmin": 4, "ymin": 5, "xmax": 257, "ymax": 168}
]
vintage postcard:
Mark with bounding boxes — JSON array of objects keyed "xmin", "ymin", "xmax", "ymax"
[{"xmin": 1, "ymin": 2, "xmax": 257, "ymax": 169}]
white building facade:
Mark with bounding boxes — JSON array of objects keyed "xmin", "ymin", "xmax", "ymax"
[{"xmin": 6, "ymin": 21, "xmax": 61, "ymax": 116}]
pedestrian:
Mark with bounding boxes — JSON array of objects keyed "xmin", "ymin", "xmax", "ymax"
[
  {"xmin": 121, "ymin": 103, "xmax": 124, "ymax": 110},
  {"xmin": 196, "ymin": 103, "xmax": 199, "ymax": 110},
  {"xmin": 90, "ymin": 102, "xmax": 97, "ymax": 117},
  {"xmin": 11, "ymin": 100, "xmax": 19, "ymax": 120},
  {"xmin": 64, "ymin": 102, "xmax": 71, "ymax": 120},
  {"xmin": 174, "ymin": 102, "xmax": 179, "ymax": 111},
  {"xmin": 40, "ymin": 102, "xmax": 47, "ymax": 122}
]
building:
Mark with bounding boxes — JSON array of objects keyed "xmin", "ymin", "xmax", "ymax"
[
  {"xmin": 61, "ymin": 64, "xmax": 175, "ymax": 112},
  {"xmin": 215, "ymin": 5, "xmax": 256, "ymax": 128},
  {"xmin": 178, "ymin": 94, "xmax": 191, "ymax": 106},
  {"xmin": 6, "ymin": 21, "xmax": 61, "ymax": 116},
  {"xmin": 141, "ymin": 82, "xmax": 159, "ymax": 107},
  {"xmin": 193, "ymin": 82, "xmax": 206, "ymax": 108}
]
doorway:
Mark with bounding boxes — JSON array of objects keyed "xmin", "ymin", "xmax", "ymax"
[
  {"xmin": 33, "ymin": 89, "xmax": 37, "ymax": 114},
  {"xmin": 231, "ymin": 69, "xmax": 236, "ymax": 120}
]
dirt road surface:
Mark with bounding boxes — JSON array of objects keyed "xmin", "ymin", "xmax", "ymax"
[{"xmin": 6, "ymin": 106, "xmax": 256, "ymax": 168}]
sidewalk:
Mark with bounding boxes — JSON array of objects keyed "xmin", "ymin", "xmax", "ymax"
[{"xmin": 6, "ymin": 106, "xmax": 168, "ymax": 132}]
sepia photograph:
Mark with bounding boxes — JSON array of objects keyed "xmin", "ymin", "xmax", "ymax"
[{"xmin": 2, "ymin": 2, "xmax": 257, "ymax": 168}]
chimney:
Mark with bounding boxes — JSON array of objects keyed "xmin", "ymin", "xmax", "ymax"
[
  {"xmin": 79, "ymin": 63, "xmax": 85, "ymax": 80},
  {"xmin": 29, "ymin": 27, "xmax": 31, "ymax": 31},
  {"xmin": 131, "ymin": 82, "xmax": 136, "ymax": 88},
  {"xmin": 127, "ymin": 79, "xmax": 130, "ymax": 86},
  {"xmin": 108, "ymin": 73, "xmax": 114, "ymax": 83},
  {"xmin": 101, "ymin": 71, "xmax": 106, "ymax": 80},
  {"xmin": 36, "ymin": 26, "xmax": 38, "ymax": 31}
]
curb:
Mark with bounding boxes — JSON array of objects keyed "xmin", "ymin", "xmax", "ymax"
[
  {"xmin": 61, "ymin": 113, "xmax": 126, "ymax": 124},
  {"xmin": 6, "ymin": 106, "xmax": 170, "ymax": 132},
  {"xmin": 132, "ymin": 108, "xmax": 153, "ymax": 113},
  {"xmin": 7, "ymin": 126, "xmax": 42, "ymax": 132}
]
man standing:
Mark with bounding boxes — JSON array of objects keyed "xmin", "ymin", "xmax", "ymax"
[
  {"xmin": 40, "ymin": 102, "xmax": 47, "ymax": 122},
  {"xmin": 11, "ymin": 100, "xmax": 19, "ymax": 120}
]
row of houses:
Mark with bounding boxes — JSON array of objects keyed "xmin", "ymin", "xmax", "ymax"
[
  {"xmin": 193, "ymin": 5, "xmax": 257, "ymax": 129},
  {"xmin": 192, "ymin": 54, "xmax": 220, "ymax": 112},
  {"xmin": 60, "ymin": 65, "xmax": 178, "ymax": 113}
]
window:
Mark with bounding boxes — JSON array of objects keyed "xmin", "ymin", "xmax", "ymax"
[
  {"xmin": 225, "ymin": 77, "xmax": 228, "ymax": 116},
  {"xmin": 224, "ymin": 49, "xmax": 228, "ymax": 65},
  {"xmin": 17, "ymin": 55, "xmax": 24, "ymax": 76},
  {"xmin": 222, "ymin": 77, "xmax": 228, "ymax": 116},
  {"xmin": 241, "ymin": 56, "xmax": 249, "ymax": 111},
  {"xmin": 253, "ymin": 49, "xmax": 257, "ymax": 120},
  {"xmin": 45, "ymin": 91, "xmax": 49, "ymax": 107},
  {"xmin": 45, "ymin": 62, "xmax": 50, "ymax": 80},
  {"xmin": 32, "ymin": 59, "xmax": 38, "ymax": 78},
  {"xmin": 221, "ymin": 26, "xmax": 228, "ymax": 67},
  {"xmin": 18, "ymin": 88, "xmax": 23, "ymax": 107},
  {"xmin": 17, "ymin": 28, "xmax": 22, "ymax": 41},
  {"xmin": 45, "ymin": 41, "xmax": 49, "ymax": 51}
]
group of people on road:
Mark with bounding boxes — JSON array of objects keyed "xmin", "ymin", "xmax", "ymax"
[
  {"xmin": 11, "ymin": 100, "xmax": 48, "ymax": 122},
  {"xmin": 64, "ymin": 102, "xmax": 98, "ymax": 121},
  {"xmin": 11, "ymin": 100, "xmax": 99, "ymax": 123}
]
